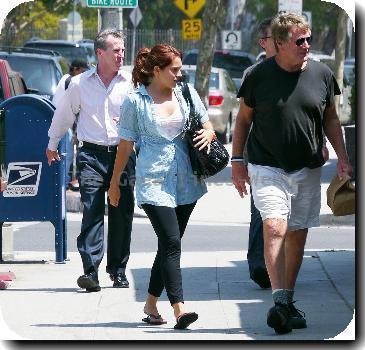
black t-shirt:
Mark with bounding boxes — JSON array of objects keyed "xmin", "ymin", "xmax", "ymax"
[{"xmin": 237, "ymin": 57, "xmax": 341, "ymax": 172}]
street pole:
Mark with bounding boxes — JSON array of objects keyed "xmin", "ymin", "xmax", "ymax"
[
  {"xmin": 230, "ymin": 0, "xmax": 234, "ymax": 30},
  {"xmin": 131, "ymin": 9, "xmax": 138, "ymax": 64},
  {"xmin": 72, "ymin": 0, "xmax": 76, "ymax": 41},
  {"xmin": 334, "ymin": 8, "xmax": 347, "ymax": 114}
]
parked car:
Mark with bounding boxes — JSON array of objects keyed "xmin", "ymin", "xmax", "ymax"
[
  {"xmin": 0, "ymin": 58, "xmax": 28, "ymax": 102},
  {"xmin": 181, "ymin": 65, "xmax": 239, "ymax": 144},
  {"xmin": 0, "ymin": 47, "xmax": 69, "ymax": 101},
  {"xmin": 24, "ymin": 39, "xmax": 93, "ymax": 66},
  {"xmin": 77, "ymin": 39, "xmax": 97, "ymax": 66},
  {"xmin": 182, "ymin": 49, "xmax": 256, "ymax": 91},
  {"xmin": 0, "ymin": 58, "xmax": 30, "ymax": 191}
]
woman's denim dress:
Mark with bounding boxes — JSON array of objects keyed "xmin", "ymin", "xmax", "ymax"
[{"xmin": 119, "ymin": 83, "xmax": 208, "ymax": 208}]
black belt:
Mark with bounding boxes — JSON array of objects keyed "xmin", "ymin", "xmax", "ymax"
[{"xmin": 79, "ymin": 141, "xmax": 117, "ymax": 153}]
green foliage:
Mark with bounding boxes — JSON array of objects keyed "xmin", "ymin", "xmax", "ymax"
[
  {"xmin": 245, "ymin": 0, "xmax": 276, "ymax": 22},
  {"xmin": 245, "ymin": 0, "xmax": 339, "ymax": 52},
  {"xmin": 123, "ymin": 0, "xmax": 187, "ymax": 29},
  {"xmin": 1, "ymin": 0, "xmax": 343, "ymax": 52},
  {"xmin": 2, "ymin": 0, "xmax": 99, "ymax": 45}
]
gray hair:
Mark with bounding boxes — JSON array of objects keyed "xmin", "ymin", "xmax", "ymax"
[
  {"xmin": 94, "ymin": 29, "xmax": 125, "ymax": 55},
  {"xmin": 271, "ymin": 12, "xmax": 309, "ymax": 51}
]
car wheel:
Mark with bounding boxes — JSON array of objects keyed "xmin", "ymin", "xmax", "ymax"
[{"xmin": 217, "ymin": 116, "xmax": 232, "ymax": 144}]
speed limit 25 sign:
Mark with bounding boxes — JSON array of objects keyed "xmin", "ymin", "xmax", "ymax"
[{"xmin": 182, "ymin": 19, "xmax": 202, "ymax": 40}]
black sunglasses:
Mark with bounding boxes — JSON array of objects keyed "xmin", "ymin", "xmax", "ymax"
[{"xmin": 295, "ymin": 36, "xmax": 313, "ymax": 46}]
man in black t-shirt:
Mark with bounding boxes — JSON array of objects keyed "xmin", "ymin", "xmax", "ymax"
[{"xmin": 231, "ymin": 13, "xmax": 352, "ymax": 335}]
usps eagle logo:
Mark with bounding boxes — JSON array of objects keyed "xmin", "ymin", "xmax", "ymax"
[{"xmin": 3, "ymin": 162, "xmax": 42, "ymax": 197}]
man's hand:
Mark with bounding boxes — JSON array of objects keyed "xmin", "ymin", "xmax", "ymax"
[
  {"xmin": 231, "ymin": 162, "xmax": 250, "ymax": 198},
  {"xmin": 322, "ymin": 146, "xmax": 329, "ymax": 162},
  {"xmin": 108, "ymin": 182, "xmax": 121, "ymax": 207},
  {"xmin": 46, "ymin": 148, "xmax": 60, "ymax": 166},
  {"xmin": 337, "ymin": 158, "xmax": 353, "ymax": 180}
]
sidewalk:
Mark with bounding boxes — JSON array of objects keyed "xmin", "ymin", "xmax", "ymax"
[
  {"xmin": 0, "ymin": 249, "xmax": 355, "ymax": 340},
  {"xmin": 66, "ymin": 141, "xmax": 355, "ymax": 227},
  {"xmin": 0, "ymin": 137, "xmax": 355, "ymax": 341}
]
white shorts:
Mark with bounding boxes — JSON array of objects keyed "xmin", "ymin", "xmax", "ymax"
[{"xmin": 247, "ymin": 163, "xmax": 322, "ymax": 231}]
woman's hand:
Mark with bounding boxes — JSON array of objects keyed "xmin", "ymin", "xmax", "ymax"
[
  {"xmin": 193, "ymin": 129, "xmax": 216, "ymax": 153},
  {"xmin": 108, "ymin": 181, "xmax": 121, "ymax": 207}
]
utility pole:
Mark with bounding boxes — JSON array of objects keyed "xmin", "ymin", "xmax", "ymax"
[
  {"xmin": 72, "ymin": 0, "xmax": 76, "ymax": 41},
  {"xmin": 334, "ymin": 7, "xmax": 347, "ymax": 115},
  {"xmin": 100, "ymin": 8, "xmax": 123, "ymax": 30}
]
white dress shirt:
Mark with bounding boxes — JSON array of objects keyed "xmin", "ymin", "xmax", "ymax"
[
  {"xmin": 48, "ymin": 67, "xmax": 133, "ymax": 151},
  {"xmin": 52, "ymin": 73, "xmax": 70, "ymax": 108}
]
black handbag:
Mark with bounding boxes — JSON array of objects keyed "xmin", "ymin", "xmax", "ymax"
[{"xmin": 180, "ymin": 82, "xmax": 229, "ymax": 178}]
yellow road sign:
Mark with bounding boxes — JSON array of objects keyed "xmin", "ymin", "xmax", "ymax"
[
  {"xmin": 182, "ymin": 19, "xmax": 202, "ymax": 40},
  {"xmin": 174, "ymin": 0, "xmax": 205, "ymax": 19}
]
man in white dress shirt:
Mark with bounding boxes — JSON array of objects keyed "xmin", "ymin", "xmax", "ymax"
[
  {"xmin": 52, "ymin": 58, "xmax": 89, "ymax": 191},
  {"xmin": 46, "ymin": 29, "xmax": 135, "ymax": 292}
]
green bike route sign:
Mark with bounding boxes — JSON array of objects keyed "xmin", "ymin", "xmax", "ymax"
[{"xmin": 87, "ymin": 0, "xmax": 138, "ymax": 8}]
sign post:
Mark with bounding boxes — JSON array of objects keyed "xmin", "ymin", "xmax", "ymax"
[
  {"xmin": 221, "ymin": 30, "xmax": 241, "ymax": 50},
  {"xmin": 174, "ymin": 0, "xmax": 205, "ymax": 18},
  {"xmin": 87, "ymin": 0, "xmax": 138, "ymax": 30},
  {"xmin": 182, "ymin": 19, "xmax": 202, "ymax": 41},
  {"xmin": 129, "ymin": 6, "xmax": 142, "ymax": 64},
  {"xmin": 278, "ymin": 0, "xmax": 302, "ymax": 14},
  {"xmin": 87, "ymin": 0, "xmax": 138, "ymax": 8},
  {"xmin": 174, "ymin": 0, "xmax": 205, "ymax": 41}
]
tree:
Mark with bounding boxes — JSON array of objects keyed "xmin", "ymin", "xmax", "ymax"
[
  {"xmin": 195, "ymin": 0, "xmax": 228, "ymax": 106},
  {"xmin": 245, "ymin": 0, "xmax": 339, "ymax": 54},
  {"xmin": 334, "ymin": 7, "xmax": 347, "ymax": 115}
]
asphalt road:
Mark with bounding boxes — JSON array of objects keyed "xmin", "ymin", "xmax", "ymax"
[{"xmin": 11, "ymin": 214, "xmax": 355, "ymax": 254}]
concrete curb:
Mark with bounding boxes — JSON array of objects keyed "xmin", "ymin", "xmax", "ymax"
[{"xmin": 320, "ymin": 214, "xmax": 355, "ymax": 227}]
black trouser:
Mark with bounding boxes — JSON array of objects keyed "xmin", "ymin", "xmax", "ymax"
[
  {"xmin": 247, "ymin": 187, "xmax": 265, "ymax": 277},
  {"xmin": 141, "ymin": 202, "xmax": 196, "ymax": 305},
  {"xmin": 76, "ymin": 146, "xmax": 135, "ymax": 276}
]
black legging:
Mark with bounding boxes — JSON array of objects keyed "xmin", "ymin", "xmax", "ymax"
[{"xmin": 141, "ymin": 202, "xmax": 196, "ymax": 305}]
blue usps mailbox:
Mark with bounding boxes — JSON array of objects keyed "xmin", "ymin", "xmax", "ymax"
[{"xmin": 0, "ymin": 94, "xmax": 67, "ymax": 263}]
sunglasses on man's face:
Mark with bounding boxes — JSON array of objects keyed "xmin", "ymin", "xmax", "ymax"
[{"xmin": 295, "ymin": 35, "xmax": 313, "ymax": 46}]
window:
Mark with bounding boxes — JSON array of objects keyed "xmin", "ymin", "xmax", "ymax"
[
  {"xmin": 182, "ymin": 69, "xmax": 219, "ymax": 90},
  {"xmin": 183, "ymin": 52, "xmax": 254, "ymax": 80},
  {"xmin": 2, "ymin": 56, "xmax": 54, "ymax": 95}
]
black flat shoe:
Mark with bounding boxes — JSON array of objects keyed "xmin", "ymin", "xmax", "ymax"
[
  {"xmin": 77, "ymin": 272, "xmax": 101, "ymax": 292},
  {"xmin": 174, "ymin": 312, "xmax": 198, "ymax": 330},
  {"xmin": 110, "ymin": 273, "xmax": 129, "ymax": 288}
]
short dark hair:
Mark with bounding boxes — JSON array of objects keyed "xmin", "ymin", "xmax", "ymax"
[
  {"xmin": 70, "ymin": 58, "xmax": 89, "ymax": 70},
  {"xmin": 94, "ymin": 29, "xmax": 125, "ymax": 55},
  {"xmin": 258, "ymin": 17, "xmax": 273, "ymax": 38}
]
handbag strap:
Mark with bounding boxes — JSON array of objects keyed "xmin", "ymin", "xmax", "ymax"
[{"xmin": 180, "ymin": 82, "xmax": 195, "ymax": 115}]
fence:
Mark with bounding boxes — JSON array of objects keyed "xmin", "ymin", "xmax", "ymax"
[{"xmin": 0, "ymin": 27, "xmax": 223, "ymax": 65}]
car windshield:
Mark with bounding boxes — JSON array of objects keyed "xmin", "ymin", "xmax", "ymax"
[
  {"xmin": 183, "ymin": 53, "xmax": 253, "ymax": 79},
  {"xmin": 1, "ymin": 56, "xmax": 55, "ymax": 95},
  {"xmin": 182, "ymin": 70, "xmax": 219, "ymax": 89},
  {"xmin": 27, "ymin": 44, "xmax": 88, "ymax": 64}
]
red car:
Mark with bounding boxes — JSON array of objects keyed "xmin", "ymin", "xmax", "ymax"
[{"xmin": 0, "ymin": 59, "xmax": 27, "ymax": 191}]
